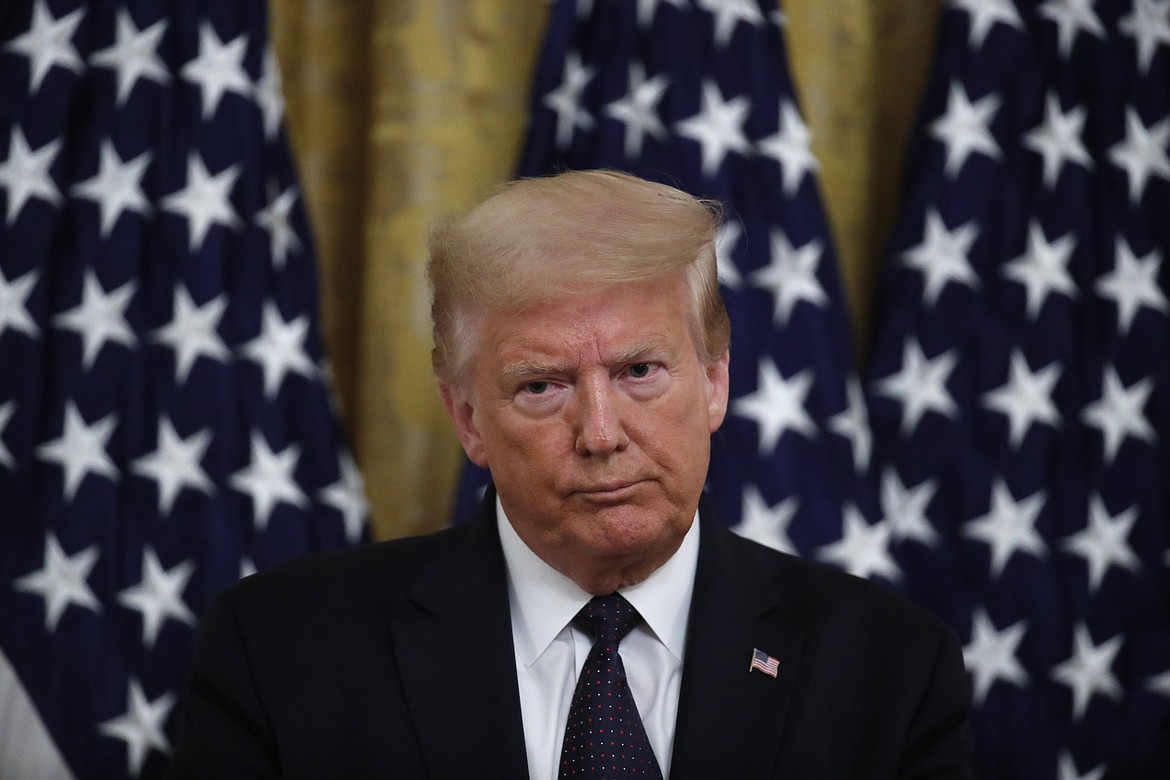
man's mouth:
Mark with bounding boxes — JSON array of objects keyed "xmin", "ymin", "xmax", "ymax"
[{"xmin": 574, "ymin": 480, "xmax": 642, "ymax": 501}]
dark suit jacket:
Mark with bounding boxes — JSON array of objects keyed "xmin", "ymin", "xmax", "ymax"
[{"xmin": 166, "ymin": 497, "xmax": 972, "ymax": 778}]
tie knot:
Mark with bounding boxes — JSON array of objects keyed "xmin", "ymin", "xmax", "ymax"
[{"xmin": 573, "ymin": 593, "xmax": 642, "ymax": 646}]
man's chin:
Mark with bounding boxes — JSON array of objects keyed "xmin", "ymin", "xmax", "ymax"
[{"xmin": 568, "ymin": 509, "xmax": 685, "ymax": 562}]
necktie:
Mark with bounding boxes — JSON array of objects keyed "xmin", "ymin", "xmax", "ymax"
[{"xmin": 558, "ymin": 593, "xmax": 663, "ymax": 779}]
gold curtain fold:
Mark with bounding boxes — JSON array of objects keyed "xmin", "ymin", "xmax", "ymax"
[{"xmin": 270, "ymin": 0, "xmax": 942, "ymax": 541}]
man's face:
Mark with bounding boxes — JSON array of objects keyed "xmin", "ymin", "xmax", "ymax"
[{"xmin": 441, "ymin": 275, "xmax": 729, "ymax": 594}]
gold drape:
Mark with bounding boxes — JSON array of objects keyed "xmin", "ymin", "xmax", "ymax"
[{"xmin": 270, "ymin": 0, "xmax": 942, "ymax": 541}]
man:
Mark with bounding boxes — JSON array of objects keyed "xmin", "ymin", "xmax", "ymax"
[{"xmin": 166, "ymin": 170, "xmax": 972, "ymax": 778}]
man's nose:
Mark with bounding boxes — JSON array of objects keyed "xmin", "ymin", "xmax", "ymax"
[{"xmin": 573, "ymin": 378, "xmax": 630, "ymax": 456}]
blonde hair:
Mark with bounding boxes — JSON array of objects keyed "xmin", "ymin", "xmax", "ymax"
[{"xmin": 428, "ymin": 169, "xmax": 730, "ymax": 384}]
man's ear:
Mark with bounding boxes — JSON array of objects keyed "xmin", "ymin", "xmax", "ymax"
[
  {"xmin": 440, "ymin": 382, "xmax": 488, "ymax": 467},
  {"xmin": 705, "ymin": 350, "xmax": 731, "ymax": 433}
]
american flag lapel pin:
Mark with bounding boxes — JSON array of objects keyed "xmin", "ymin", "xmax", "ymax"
[{"xmin": 749, "ymin": 648, "xmax": 780, "ymax": 678}]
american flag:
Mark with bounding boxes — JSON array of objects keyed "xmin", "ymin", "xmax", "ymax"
[
  {"xmin": 451, "ymin": 0, "xmax": 888, "ymax": 579},
  {"xmin": 749, "ymin": 647, "xmax": 780, "ymax": 677},
  {"xmin": 865, "ymin": 0, "xmax": 1170, "ymax": 776},
  {"xmin": 0, "ymin": 1, "xmax": 367, "ymax": 777}
]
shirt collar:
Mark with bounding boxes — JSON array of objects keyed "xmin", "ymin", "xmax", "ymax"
[{"xmin": 497, "ymin": 496, "xmax": 699, "ymax": 667}]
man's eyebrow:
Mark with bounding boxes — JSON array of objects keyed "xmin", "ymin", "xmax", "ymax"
[
  {"xmin": 499, "ymin": 359, "xmax": 569, "ymax": 384},
  {"xmin": 607, "ymin": 339, "xmax": 679, "ymax": 366},
  {"xmin": 498, "ymin": 340, "xmax": 680, "ymax": 383}
]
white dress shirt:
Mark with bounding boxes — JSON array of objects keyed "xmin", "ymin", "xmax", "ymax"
[{"xmin": 497, "ymin": 499, "xmax": 699, "ymax": 780}]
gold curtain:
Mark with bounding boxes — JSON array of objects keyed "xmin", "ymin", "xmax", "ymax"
[{"xmin": 269, "ymin": 0, "xmax": 942, "ymax": 541}]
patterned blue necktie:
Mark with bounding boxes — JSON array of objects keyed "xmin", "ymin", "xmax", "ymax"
[{"xmin": 558, "ymin": 593, "xmax": 663, "ymax": 779}]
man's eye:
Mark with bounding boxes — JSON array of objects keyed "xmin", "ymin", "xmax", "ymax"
[
  {"xmin": 628, "ymin": 363, "xmax": 653, "ymax": 379},
  {"xmin": 524, "ymin": 381, "xmax": 550, "ymax": 395}
]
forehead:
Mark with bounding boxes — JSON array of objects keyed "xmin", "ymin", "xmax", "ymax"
[{"xmin": 478, "ymin": 278, "xmax": 695, "ymax": 369}]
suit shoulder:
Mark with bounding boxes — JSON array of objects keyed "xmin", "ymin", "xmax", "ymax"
[
  {"xmin": 209, "ymin": 523, "xmax": 469, "ymax": 616},
  {"xmin": 719, "ymin": 526, "xmax": 950, "ymax": 638}
]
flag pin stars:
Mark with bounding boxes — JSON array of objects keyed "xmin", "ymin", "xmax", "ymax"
[{"xmin": 749, "ymin": 648, "xmax": 780, "ymax": 678}]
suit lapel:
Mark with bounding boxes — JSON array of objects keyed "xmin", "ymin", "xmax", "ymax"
[
  {"xmin": 388, "ymin": 498, "xmax": 530, "ymax": 779},
  {"xmin": 669, "ymin": 510, "xmax": 804, "ymax": 779}
]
